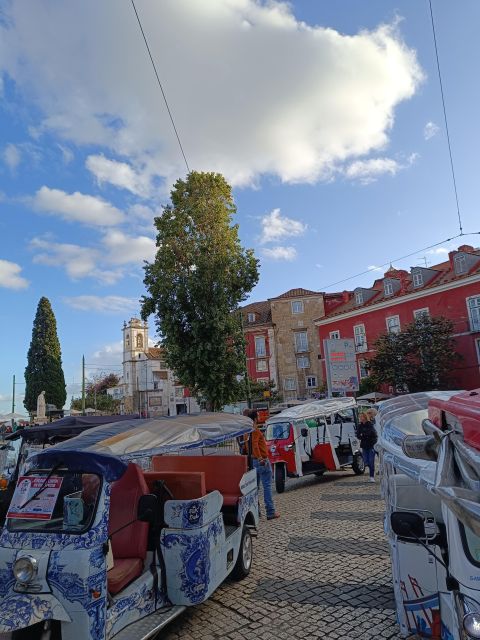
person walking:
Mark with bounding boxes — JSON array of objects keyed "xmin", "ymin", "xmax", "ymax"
[
  {"xmin": 244, "ymin": 410, "xmax": 279, "ymax": 520},
  {"xmin": 357, "ymin": 412, "xmax": 378, "ymax": 482}
]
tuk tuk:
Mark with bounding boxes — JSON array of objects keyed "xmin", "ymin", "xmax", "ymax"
[
  {"xmin": 265, "ymin": 397, "xmax": 365, "ymax": 493},
  {"xmin": 0, "ymin": 413, "xmax": 258, "ymax": 639},
  {"xmin": 377, "ymin": 389, "xmax": 480, "ymax": 639},
  {"xmin": 0, "ymin": 415, "xmax": 139, "ymax": 527}
]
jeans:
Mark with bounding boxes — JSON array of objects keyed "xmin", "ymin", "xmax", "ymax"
[
  {"xmin": 253, "ymin": 459, "xmax": 275, "ymax": 517},
  {"xmin": 362, "ymin": 448, "xmax": 376, "ymax": 478}
]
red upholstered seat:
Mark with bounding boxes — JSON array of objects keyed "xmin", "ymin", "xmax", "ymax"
[
  {"xmin": 144, "ymin": 471, "xmax": 206, "ymax": 500},
  {"xmin": 108, "ymin": 463, "xmax": 149, "ymax": 595},
  {"xmin": 151, "ymin": 455, "xmax": 247, "ymax": 506}
]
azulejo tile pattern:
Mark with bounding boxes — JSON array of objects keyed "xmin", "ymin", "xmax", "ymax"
[{"xmin": 161, "ymin": 473, "xmax": 402, "ymax": 640}]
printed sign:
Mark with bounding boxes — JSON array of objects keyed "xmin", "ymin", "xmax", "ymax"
[
  {"xmin": 324, "ymin": 338, "xmax": 359, "ymax": 394},
  {"xmin": 148, "ymin": 396, "xmax": 162, "ymax": 407},
  {"xmin": 7, "ymin": 475, "xmax": 63, "ymax": 520}
]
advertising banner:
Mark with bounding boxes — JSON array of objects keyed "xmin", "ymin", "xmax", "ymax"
[
  {"xmin": 324, "ymin": 338, "xmax": 359, "ymax": 394},
  {"xmin": 8, "ymin": 475, "xmax": 63, "ymax": 520}
]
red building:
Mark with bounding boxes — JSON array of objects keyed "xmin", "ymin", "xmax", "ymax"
[
  {"xmin": 315, "ymin": 245, "xmax": 480, "ymax": 391},
  {"xmin": 241, "ymin": 300, "xmax": 277, "ymax": 386}
]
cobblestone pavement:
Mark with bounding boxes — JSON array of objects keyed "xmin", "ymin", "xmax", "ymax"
[{"xmin": 161, "ymin": 472, "xmax": 400, "ymax": 640}]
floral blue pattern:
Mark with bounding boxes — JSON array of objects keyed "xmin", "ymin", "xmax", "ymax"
[
  {"xmin": 237, "ymin": 488, "xmax": 259, "ymax": 525},
  {"xmin": 182, "ymin": 500, "xmax": 204, "ymax": 528},
  {"xmin": 0, "ymin": 594, "xmax": 58, "ymax": 631}
]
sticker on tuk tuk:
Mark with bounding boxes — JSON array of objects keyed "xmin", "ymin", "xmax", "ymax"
[{"xmin": 7, "ymin": 475, "xmax": 63, "ymax": 520}]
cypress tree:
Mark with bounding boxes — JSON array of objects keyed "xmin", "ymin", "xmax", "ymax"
[{"xmin": 24, "ymin": 297, "xmax": 67, "ymax": 413}]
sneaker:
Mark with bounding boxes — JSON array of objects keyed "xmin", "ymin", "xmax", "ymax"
[
  {"xmin": 267, "ymin": 513, "xmax": 280, "ymax": 520},
  {"xmin": 369, "ymin": 477, "xmax": 376, "ymax": 483}
]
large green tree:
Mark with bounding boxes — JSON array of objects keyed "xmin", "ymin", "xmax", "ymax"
[
  {"xmin": 368, "ymin": 315, "xmax": 460, "ymax": 393},
  {"xmin": 24, "ymin": 297, "xmax": 67, "ymax": 412},
  {"xmin": 142, "ymin": 171, "xmax": 259, "ymax": 410}
]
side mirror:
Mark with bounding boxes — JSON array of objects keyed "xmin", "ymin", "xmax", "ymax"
[
  {"xmin": 391, "ymin": 511, "xmax": 426, "ymax": 539},
  {"xmin": 402, "ymin": 435, "xmax": 438, "ymax": 461},
  {"xmin": 300, "ymin": 427, "xmax": 308, "ymax": 438},
  {"xmin": 137, "ymin": 494, "xmax": 157, "ymax": 523}
]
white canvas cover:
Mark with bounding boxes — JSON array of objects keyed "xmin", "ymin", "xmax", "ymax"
[{"xmin": 266, "ymin": 397, "xmax": 356, "ymax": 423}]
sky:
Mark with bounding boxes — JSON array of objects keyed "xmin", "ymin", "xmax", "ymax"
[{"xmin": 1, "ymin": 0, "xmax": 480, "ymax": 415}]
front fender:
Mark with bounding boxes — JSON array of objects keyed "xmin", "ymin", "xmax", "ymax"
[{"xmin": 0, "ymin": 592, "xmax": 71, "ymax": 633}]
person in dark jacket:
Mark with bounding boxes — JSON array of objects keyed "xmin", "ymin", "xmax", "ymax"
[{"xmin": 357, "ymin": 412, "xmax": 378, "ymax": 482}]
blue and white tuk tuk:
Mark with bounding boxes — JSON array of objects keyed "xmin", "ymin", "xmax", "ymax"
[{"xmin": 0, "ymin": 413, "xmax": 259, "ymax": 639}]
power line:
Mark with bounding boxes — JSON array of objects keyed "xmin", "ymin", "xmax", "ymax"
[
  {"xmin": 428, "ymin": 0, "xmax": 463, "ymax": 235},
  {"xmin": 131, "ymin": 0, "xmax": 191, "ymax": 173},
  {"xmin": 319, "ymin": 232, "xmax": 480, "ymax": 291}
]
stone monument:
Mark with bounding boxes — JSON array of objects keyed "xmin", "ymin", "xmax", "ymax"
[{"xmin": 36, "ymin": 390, "xmax": 47, "ymax": 424}]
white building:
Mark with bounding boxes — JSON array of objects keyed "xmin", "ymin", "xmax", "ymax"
[{"xmin": 108, "ymin": 318, "xmax": 200, "ymax": 417}]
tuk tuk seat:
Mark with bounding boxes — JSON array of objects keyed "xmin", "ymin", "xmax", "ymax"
[
  {"xmin": 143, "ymin": 471, "xmax": 206, "ymax": 500},
  {"xmin": 152, "ymin": 455, "xmax": 248, "ymax": 506},
  {"xmin": 108, "ymin": 463, "xmax": 149, "ymax": 595}
]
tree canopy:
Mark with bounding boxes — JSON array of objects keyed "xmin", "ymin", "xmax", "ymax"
[
  {"xmin": 71, "ymin": 373, "xmax": 120, "ymax": 413},
  {"xmin": 142, "ymin": 171, "xmax": 259, "ymax": 410},
  {"xmin": 24, "ymin": 297, "xmax": 67, "ymax": 412},
  {"xmin": 368, "ymin": 315, "xmax": 460, "ymax": 393}
]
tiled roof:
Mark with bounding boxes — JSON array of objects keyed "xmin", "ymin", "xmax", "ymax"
[
  {"xmin": 271, "ymin": 288, "xmax": 322, "ymax": 300},
  {"xmin": 146, "ymin": 346, "xmax": 164, "ymax": 359},
  {"xmin": 241, "ymin": 300, "xmax": 272, "ymax": 326},
  {"xmin": 321, "ymin": 247, "xmax": 480, "ymax": 320}
]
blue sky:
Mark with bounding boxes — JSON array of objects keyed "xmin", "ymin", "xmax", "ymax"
[{"xmin": 1, "ymin": 0, "xmax": 480, "ymax": 414}]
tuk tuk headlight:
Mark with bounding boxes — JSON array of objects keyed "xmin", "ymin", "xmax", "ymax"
[
  {"xmin": 463, "ymin": 612, "xmax": 480, "ymax": 638},
  {"xmin": 13, "ymin": 555, "xmax": 38, "ymax": 584}
]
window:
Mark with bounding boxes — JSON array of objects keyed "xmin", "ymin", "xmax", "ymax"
[
  {"xmin": 294, "ymin": 331, "xmax": 308, "ymax": 353},
  {"xmin": 284, "ymin": 377, "xmax": 296, "ymax": 391},
  {"xmin": 254, "ymin": 335, "xmax": 266, "ymax": 357},
  {"xmin": 291, "ymin": 300, "xmax": 304, "ymax": 314},
  {"xmin": 359, "ymin": 360, "xmax": 369, "ymax": 379},
  {"xmin": 468, "ymin": 296, "xmax": 480, "ymax": 332},
  {"xmin": 256, "ymin": 359, "xmax": 268, "ymax": 372},
  {"xmin": 247, "ymin": 313, "xmax": 256, "ymax": 323},
  {"xmin": 306, "ymin": 375, "xmax": 317, "ymax": 388},
  {"xmin": 414, "ymin": 308, "xmax": 429, "ymax": 320},
  {"xmin": 353, "ymin": 324, "xmax": 367, "ymax": 351},
  {"xmin": 386, "ymin": 315, "xmax": 401, "ymax": 334},
  {"xmin": 136, "ymin": 333, "xmax": 143, "ymax": 349},
  {"xmin": 296, "ymin": 356, "xmax": 310, "ymax": 369},
  {"xmin": 455, "ymin": 254, "xmax": 467, "ymax": 275},
  {"xmin": 412, "ymin": 271, "xmax": 423, "ymax": 288},
  {"xmin": 355, "ymin": 291, "xmax": 363, "ymax": 305},
  {"xmin": 329, "ymin": 330, "xmax": 340, "ymax": 340},
  {"xmin": 384, "ymin": 280, "xmax": 394, "ymax": 296}
]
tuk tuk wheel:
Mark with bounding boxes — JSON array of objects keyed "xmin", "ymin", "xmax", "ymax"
[
  {"xmin": 352, "ymin": 452, "xmax": 365, "ymax": 475},
  {"xmin": 231, "ymin": 526, "xmax": 253, "ymax": 580},
  {"xmin": 275, "ymin": 464, "xmax": 286, "ymax": 493}
]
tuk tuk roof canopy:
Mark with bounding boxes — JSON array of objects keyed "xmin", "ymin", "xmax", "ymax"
[
  {"xmin": 266, "ymin": 397, "xmax": 356, "ymax": 422},
  {"xmin": 30, "ymin": 413, "xmax": 253, "ymax": 481}
]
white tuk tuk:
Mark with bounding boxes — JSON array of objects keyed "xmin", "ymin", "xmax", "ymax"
[
  {"xmin": 265, "ymin": 398, "xmax": 365, "ymax": 493},
  {"xmin": 377, "ymin": 389, "xmax": 480, "ymax": 639},
  {"xmin": 0, "ymin": 413, "xmax": 259, "ymax": 639}
]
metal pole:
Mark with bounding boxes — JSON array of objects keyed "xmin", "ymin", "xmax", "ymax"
[
  {"xmin": 11, "ymin": 374, "xmax": 15, "ymax": 430},
  {"xmin": 239, "ymin": 310, "xmax": 252, "ymax": 408},
  {"xmin": 81, "ymin": 355, "xmax": 86, "ymax": 416}
]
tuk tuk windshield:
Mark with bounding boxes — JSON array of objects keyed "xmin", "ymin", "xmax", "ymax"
[
  {"xmin": 7, "ymin": 469, "xmax": 101, "ymax": 534},
  {"xmin": 266, "ymin": 422, "xmax": 291, "ymax": 441}
]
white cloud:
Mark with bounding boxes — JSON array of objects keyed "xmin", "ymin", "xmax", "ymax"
[
  {"xmin": 57, "ymin": 144, "xmax": 74, "ymax": 164},
  {"xmin": 86, "ymin": 154, "xmax": 151, "ymax": 197},
  {"xmin": 260, "ymin": 208, "xmax": 306, "ymax": 244},
  {"xmin": 424, "ymin": 121, "xmax": 439, "ymax": 140},
  {"xmin": 345, "ymin": 153, "xmax": 418, "ymax": 184},
  {"xmin": 3, "ymin": 144, "xmax": 21, "ymax": 170},
  {"xmin": 30, "ymin": 230, "xmax": 156, "ymax": 283},
  {"xmin": 33, "ymin": 186, "xmax": 125, "ymax": 226},
  {"xmin": 427, "ymin": 246, "xmax": 449, "ymax": 255},
  {"xmin": 367, "ymin": 264, "xmax": 383, "ymax": 272},
  {"xmin": 64, "ymin": 295, "xmax": 139, "ymax": 314},
  {"xmin": 0, "ymin": 2, "xmax": 423, "ymax": 187},
  {"xmin": 262, "ymin": 246, "xmax": 297, "ymax": 261},
  {"xmin": 92, "ymin": 340, "xmax": 123, "ymax": 364},
  {"xmin": 102, "ymin": 230, "xmax": 156, "ymax": 265},
  {"xmin": 0, "ymin": 258, "xmax": 29, "ymax": 289}
]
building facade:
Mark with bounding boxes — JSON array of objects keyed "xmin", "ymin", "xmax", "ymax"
[
  {"xmin": 241, "ymin": 288, "xmax": 344, "ymax": 400},
  {"xmin": 315, "ymin": 245, "xmax": 480, "ymax": 392},
  {"xmin": 112, "ymin": 318, "xmax": 200, "ymax": 417}
]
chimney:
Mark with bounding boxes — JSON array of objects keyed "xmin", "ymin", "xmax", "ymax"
[
  {"xmin": 458, "ymin": 244, "xmax": 474, "ymax": 254},
  {"xmin": 448, "ymin": 251, "xmax": 456, "ymax": 269},
  {"xmin": 342, "ymin": 290, "xmax": 350, "ymax": 303}
]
